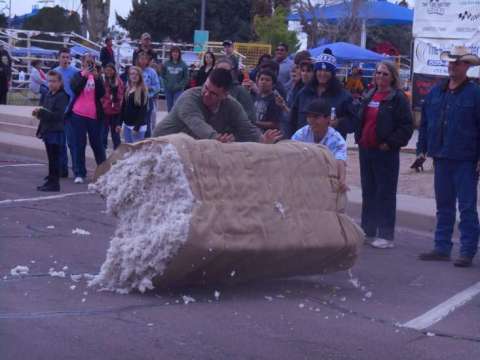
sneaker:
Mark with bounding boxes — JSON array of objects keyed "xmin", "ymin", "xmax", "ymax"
[
  {"xmin": 454, "ymin": 256, "xmax": 473, "ymax": 268},
  {"xmin": 370, "ymin": 238, "xmax": 395, "ymax": 249},
  {"xmin": 418, "ymin": 250, "xmax": 450, "ymax": 262},
  {"xmin": 74, "ymin": 177, "xmax": 84, "ymax": 184}
]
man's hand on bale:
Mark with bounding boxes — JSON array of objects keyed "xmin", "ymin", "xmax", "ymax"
[
  {"xmin": 216, "ymin": 133, "xmax": 236, "ymax": 143},
  {"xmin": 261, "ymin": 129, "xmax": 283, "ymax": 144}
]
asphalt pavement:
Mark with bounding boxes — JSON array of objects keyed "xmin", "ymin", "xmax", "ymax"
[{"xmin": 0, "ymin": 154, "xmax": 479, "ymax": 360}]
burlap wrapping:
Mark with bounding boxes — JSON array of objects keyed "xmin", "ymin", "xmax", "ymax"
[{"xmin": 95, "ymin": 134, "xmax": 364, "ymax": 288}]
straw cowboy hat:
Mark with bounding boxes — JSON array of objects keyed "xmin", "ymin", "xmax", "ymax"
[{"xmin": 440, "ymin": 46, "xmax": 480, "ymax": 65}]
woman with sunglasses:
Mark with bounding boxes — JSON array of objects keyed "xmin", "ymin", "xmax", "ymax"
[{"xmin": 355, "ymin": 61, "xmax": 413, "ymax": 249}]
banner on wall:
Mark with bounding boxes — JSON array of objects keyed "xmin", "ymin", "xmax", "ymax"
[
  {"xmin": 413, "ymin": 1, "xmax": 480, "ymax": 39},
  {"xmin": 413, "ymin": 37, "xmax": 480, "ymax": 77}
]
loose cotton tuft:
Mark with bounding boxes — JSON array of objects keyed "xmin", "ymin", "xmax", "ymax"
[{"xmin": 89, "ymin": 143, "xmax": 195, "ymax": 293}]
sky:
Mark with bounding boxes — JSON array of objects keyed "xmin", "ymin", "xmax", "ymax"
[
  {"xmin": 7, "ymin": 0, "xmax": 132, "ymax": 25},
  {"xmin": 9, "ymin": 0, "xmax": 416, "ymax": 26}
]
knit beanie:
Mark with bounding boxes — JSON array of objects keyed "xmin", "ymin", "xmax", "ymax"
[{"xmin": 314, "ymin": 53, "xmax": 337, "ymax": 73}]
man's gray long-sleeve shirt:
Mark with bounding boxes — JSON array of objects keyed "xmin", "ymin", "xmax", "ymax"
[{"xmin": 153, "ymin": 87, "xmax": 261, "ymax": 142}]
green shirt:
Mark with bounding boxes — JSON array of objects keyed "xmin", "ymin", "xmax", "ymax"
[
  {"xmin": 153, "ymin": 87, "xmax": 261, "ymax": 142},
  {"xmin": 161, "ymin": 60, "xmax": 189, "ymax": 92}
]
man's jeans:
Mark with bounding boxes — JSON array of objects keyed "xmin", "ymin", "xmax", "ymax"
[
  {"xmin": 60, "ymin": 119, "xmax": 77, "ymax": 175},
  {"xmin": 433, "ymin": 158, "xmax": 479, "ymax": 258},
  {"xmin": 359, "ymin": 147, "xmax": 400, "ymax": 240},
  {"xmin": 70, "ymin": 114, "xmax": 106, "ymax": 178}
]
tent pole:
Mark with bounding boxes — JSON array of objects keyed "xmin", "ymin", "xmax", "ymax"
[{"xmin": 360, "ymin": 19, "xmax": 367, "ymax": 48}]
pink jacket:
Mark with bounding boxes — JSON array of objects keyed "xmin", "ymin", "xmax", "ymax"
[{"xmin": 101, "ymin": 76, "xmax": 125, "ymax": 116}]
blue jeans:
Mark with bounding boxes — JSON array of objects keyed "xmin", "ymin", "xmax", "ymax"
[
  {"xmin": 433, "ymin": 158, "xmax": 479, "ymax": 258},
  {"xmin": 359, "ymin": 147, "xmax": 400, "ymax": 240},
  {"xmin": 60, "ymin": 119, "xmax": 77, "ymax": 175},
  {"xmin": 123, "ymin": 126, "xmax": 146, "ymax": 143},
  {"xmin": 70, "ymin": 114, "xmax": 106, "ymax": 178},
  {"xmin": 103, "ymin": 115, "xmax": 121, "ymax": 150},
  {"xmin": 165, "ymin": 90, "xmax": 183, "ymax": 112}
]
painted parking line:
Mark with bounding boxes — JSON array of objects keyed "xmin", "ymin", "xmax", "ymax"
[
  {"xmin": 402, "ymin": 281, "xmax": 480, "ymax": 330},
  {"xmin": 0, "ymin": 191, "xmax": 93, "ymax": 205},
  {"xmin": 0, "ymin": 163, "xmax": 45, "ymax": 168}
]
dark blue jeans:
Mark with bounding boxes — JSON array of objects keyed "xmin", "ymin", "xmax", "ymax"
[
  {"xmin": 433, "ymin": 158, "xmax": 479, "ymax": 258},
  {"xmin": 359, "ymin": 147, "xmax": 400, "ymax": 240},
  {"xmin": 70, "ymin": 114, "xmax": 106, "ymax": 178},
  {"xmin": 102, "ymin": 115, "xmax": 121, "ymax": 150},
  {"xmin": 165, "ymin": 90, "xmax": 183, "ymax": 112},
  {"xmin": 60, "ymin": 119, "xmax": 77, "ymax": 175}
]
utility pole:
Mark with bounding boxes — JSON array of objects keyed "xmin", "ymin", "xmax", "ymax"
[{"xmin": 200, "ymin": 0, "xmax": 206, "ymax": 30}]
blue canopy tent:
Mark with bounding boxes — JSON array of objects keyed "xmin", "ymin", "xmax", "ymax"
[
  {"xmin": 288, "ymin": 0, "xmax": 413, "ymax": 48},
  {"xmin": 309, "ymin": 42, "xmax": 388, "ymax": 63}
]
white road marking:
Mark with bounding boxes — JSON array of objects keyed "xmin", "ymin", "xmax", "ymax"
[
  {"xmin": 402, "ymin": 281, "xmax": 480, "ymax": 330},
  {"xmin": 0, "ymin": 191, "xmax": 93, "ymax": 205},
  {"xmin": 0, "ymin": 163, "xmax": 45, "ymax": 168}
]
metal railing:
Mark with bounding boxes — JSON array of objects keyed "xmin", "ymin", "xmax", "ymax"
[
  {"xmin": 0, "ymin": 28, "xmax": 100, "ymax": 92},
  {"xmin": 0, "ymin": 28, "xmax": 275, "ymax": 100}
]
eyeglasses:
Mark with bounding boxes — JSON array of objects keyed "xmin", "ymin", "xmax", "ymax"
[
  {"xmin": 376, "ymin": 71, "xmax": 390, "ymax": 77},
  {"xmin": 276, "ymin": 48, "xmax": 286, "ymax": 52}
]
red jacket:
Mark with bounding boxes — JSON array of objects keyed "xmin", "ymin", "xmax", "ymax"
[{"xmin": 101, "ymin": 76, "xmax": 125, "ymax": 116}]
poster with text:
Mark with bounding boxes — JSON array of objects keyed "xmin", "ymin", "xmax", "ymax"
[
  {"xmin": 413, "ymin": 37, "xmax": 480, "ymax": 77},
  {"xmin": 413, "ymin": 1, "xmax": 480, "ymax": 39}
]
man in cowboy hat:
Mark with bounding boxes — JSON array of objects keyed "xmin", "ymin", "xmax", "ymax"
[{"xmin": 417, "ymin": 45, "xmax": 480, "ymax": 267}]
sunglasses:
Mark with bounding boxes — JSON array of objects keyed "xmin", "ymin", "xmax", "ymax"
[{"xmin": 376, "ymin": 71, "xmax": 390, "ymax": 77}]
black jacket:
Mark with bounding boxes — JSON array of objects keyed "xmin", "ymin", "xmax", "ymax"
[
  {"xmin": 121, "ymin": 91, "xmax": 147, "ymax": 131},
  {"xmin": 36, "ymin": 89, "xmax": 69, "ymax": 137},
  {"xmin": 100, "ymin": 46, "xmax": 115, "ymax": 67},
  {"xmin": 68, "ymin": 72, "xmax": 106, "ymax": 121},
  {"xmin": 355, "ymin": 88, "xmax": 413, "ymax": 149},
  {"xmin": 195, "ymin": 65, "xmax": 213, "ymax": 87},
  {"xmin": 0, "ymin": 48, "xmax": 12, "ymax": 88}
]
